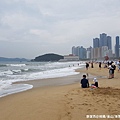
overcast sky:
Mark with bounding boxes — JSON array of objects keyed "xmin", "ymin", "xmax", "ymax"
[{"xmin": 0, "ymin": 0, "xmax": 120, "ymax": 59}]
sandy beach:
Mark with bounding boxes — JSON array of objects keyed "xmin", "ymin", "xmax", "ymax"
[{"xmin": 0, "ymin": 63, "xmax": 120, "ymax": 120}]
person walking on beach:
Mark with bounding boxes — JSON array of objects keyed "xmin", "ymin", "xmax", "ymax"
[
  {"xmin": 80, "ymin": 75, "xmax": 89, "ymax": 88},
  {"xmin": 117, "ymin": 60, "xmax": 120, "ymax": 72},
  {"xmin": 99, "ymin": 62, "xmax": 102, "ymax": 69},
  {"xmin": 91, "ymin": 62, "xmax": 94, "ymax": 68},
  {"xmin": 86, "ymin": 62, "xmax": 89, "ymax": 70},
  {"xmin": 111, "ymin": 63, "xmax": 116, "ymax": 78},
  {"xmin": 108, "ymin": 64, "xmax": 114, "ymax": 79}
]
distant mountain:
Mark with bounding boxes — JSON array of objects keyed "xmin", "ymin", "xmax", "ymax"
[
  {"xmin": 32, "ymin": 53, "xmax": 64, "ymax": 62},
  {"xmin": 0, "ymin": 57, "xmax": 29, "ymax": 62}
]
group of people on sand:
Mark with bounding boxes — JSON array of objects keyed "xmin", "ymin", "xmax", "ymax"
[
  {"xmin": 80, "ymin": 75, "xmax": 98, "ymax": 89},
  {"xmin": 86, "ymin": 61, "xmax": 102, "ymax": 70},
  {"xmin": 82, "ymin": 60, "xmax": 120, "ymax": 88},
  {"xmin": 102, "ymin": 60, "xmax": 119, "ymax": 79}
]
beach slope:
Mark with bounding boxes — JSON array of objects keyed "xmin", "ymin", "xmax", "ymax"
[{"xmin": 0, "ymin": 63, "xmax": 120, "ymax": 120}]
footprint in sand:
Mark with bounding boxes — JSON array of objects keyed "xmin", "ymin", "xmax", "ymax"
[
  {"xmin": 71, "ymin": 93, "xmax": 78, "ymax": 95},
  {"xmin": 67, "ymin": 112, "xmax": 71, "ymax": 115},
  {"xmin": 89, "ymin": 104, "xmax": 93, "ymax": 106},
  {"xmin": 70, "ymin": 106, "xmax": 74, "ymax": 109},
  {"xmin": 64, "ymin": 94, "xmax": 68, "ymax": 97},
  {"xmin": 94, "ymin": 108, "xmax": 98, "ymax": 111},
  {"xmin": 83, "ymin": 94, "xmax": 87, "ymax": 96},
  {"xmin": 104, "ymin": 98, "xmax": 107, "ymax": 101},
  {"xmin": 114, "ymin": 99, "xmax": 118, "ymax": 102},
  {"xmin": 67, "ymin": 102, "xmax": 70, "ymax": 104},
  {"xmin": 118, "ymin": 104, "xmax": 120, "ymax": 108},
  {"xmin": 102, "ymin": 103, "xmax": 106, "ymax": 107},
  {"xmin": 82, "ymin": 103, "xmax": 88, "ymax": 105},
  {"xmin": 96, "ymin": 100, "xmax": 102, "ymax": 103},
  {"xmin": 78, "ymin": 107, "xmax": 82, "ymax": 109},
  {"xmin": 87, "ymin": 109, "xmax": 91, "ymax": 112},
  {"xmin": 69, "ymin": 98, "xmax": 73, "ymax": 100}
]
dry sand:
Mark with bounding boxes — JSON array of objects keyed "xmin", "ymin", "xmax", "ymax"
[{"xmin": 0, "ymin": 63, "xmax": 120, "ymax": 120}]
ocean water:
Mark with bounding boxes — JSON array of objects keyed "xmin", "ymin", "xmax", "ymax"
[{"xmin": 0, "ymin": 61, "xmax": 85, "ymax": 97}]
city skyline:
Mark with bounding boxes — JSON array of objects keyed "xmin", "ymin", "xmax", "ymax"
[
  {"xmin": 93, "ymin": 33, "xmax": 112, "ymax": 50},
  {"xmin": 72, "ymin": 33, "xmax": 120, "ymax": 60}
]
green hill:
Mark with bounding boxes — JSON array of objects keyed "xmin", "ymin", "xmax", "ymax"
[{"xmin": 32, "ymin": 53, "xmax": 64, "ymax": 62}]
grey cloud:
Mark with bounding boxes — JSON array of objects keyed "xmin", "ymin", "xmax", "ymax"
[{"xmin": 0, "ymin": 0, "xmax": 120, "ymax": 58}]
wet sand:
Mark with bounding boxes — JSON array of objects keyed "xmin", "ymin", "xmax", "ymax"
[
  {"xmin": 14, "ymin": 72, "xmax": 95, "ymax": 88},
  {"xmin": 0, "ymin": 63, "xmax": 120, "ymax": 120}
]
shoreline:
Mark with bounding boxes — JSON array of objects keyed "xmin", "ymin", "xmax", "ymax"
[
  {"xmin": 14, "ymin": 70, "xmax": 95, "ymax": 88},
  {"xmin": 0, "ymin": 63, "xmax": 120, "ymax": 120},
  {"xmin": 0, "ymin": 61, "xmax": 85, "ymax": 98},
  {"xmin": 0, "ymin": 66, "xmax": 86, "ymax": 98}
]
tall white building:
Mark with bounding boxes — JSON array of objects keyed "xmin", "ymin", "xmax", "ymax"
[
  {"xmin": 101, "ymin": 46, "xmax": 108, "ymax": 57},
  {"xmin": 86, "ymin": 51, "xmax": 90, "ymax": 59},
  {"xmin": 72, "ymin": 46, "xmax": 76, "ymax": 56},
  {"xmin": 106, "ymin": 49, "xmax": 113, "ymax": 58},
  {"xmin": 72, "ymin": 46, "xmax": 87, "ymax": 59}
]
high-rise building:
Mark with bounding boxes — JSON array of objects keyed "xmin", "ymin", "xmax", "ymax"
[
  {"xmin": 90, "ymin": 48, "xmax": 94, "ymax": 59},
  {"xmin": 86, "ymin": 51, "xmax": 90, "ymax": 59},
  {"xmin": 92, "ymin": 33, "xmax": 113, "ymax": 59},
  {"xmin": 72, "ymin": 46, "xmax": 87, "ymax": 59},
  {"xmin": 101, "ymin": 46, "xmax": 108, "ymax": 57},
  {"xmin": 99, "ymin": 33, "xmax": 107, "ymax": 47},
  {"xmin": 115, "ymin": 36, "xmax": 119, "ymax": 57},
  {"xmin": 79, "ymin": 46, "xmax": 86, "ymax": 59},
  {"xmin": 107, "ymin": 36, "xmax": 112, "ymax": 50},
  {"xmin": 93, "ymin": 38, "xmax": 99, "ymax": 48},
  {"xmin": 76, "ymin": 46, "xmax": 80, "ymax": 56},
  {"xmin": 93, "ymin": 48, "xmax": 101, "ymax": 59},
  {"xmin": 86, "ymin": 46, "xmax": 92, "ymax": 59},
  {"xmin": 106, "ymin": 49, "xmax": 113, "ymax": 58},
  {"xmin": 72, "ymin": 46, "xmax": 76, "ymax": 55}
]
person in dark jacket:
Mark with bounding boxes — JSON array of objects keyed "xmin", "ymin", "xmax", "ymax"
[
  {"xmin": 86, "ymin": 62, "xmax": 89, "ymax": 70},
  {"xmin": 80, "ymin": 75, "xmax": 89, "ymax": 88},
  {"xmin": 99, "ymin": 62, "xmax": 102, "ymax": 69}
]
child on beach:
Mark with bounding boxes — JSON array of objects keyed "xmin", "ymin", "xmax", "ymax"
[
  {"xmin": 93, "ymin": 78, "xmax": 98, "ymax": 87},
  {"xmin": 90, "ymin": 78, "xmax": 98, "ymax": 89}
]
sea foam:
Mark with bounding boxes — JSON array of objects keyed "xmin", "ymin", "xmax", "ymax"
[{"xmin": 0, "ymin": 61, "xmax": 85, "ymax": 97}]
